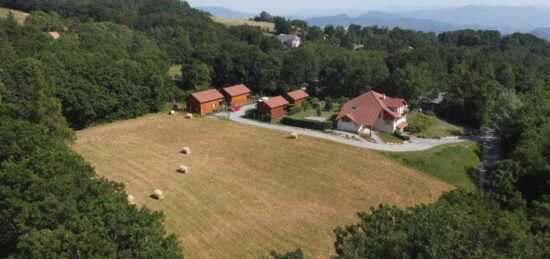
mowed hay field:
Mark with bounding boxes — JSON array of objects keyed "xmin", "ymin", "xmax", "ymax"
[
  {"xmin": 73, "ymin": 114, "xmax": 453, "ymax": 258},
  {"xmin": 0, "ymin": 7, "xmax": 29, "ymax": 24},
  {"xmin": 212, "ymin": 17, "xmax": 275, "ymax": 32}
]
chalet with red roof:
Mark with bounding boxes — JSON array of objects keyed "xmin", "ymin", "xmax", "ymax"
[
  {"xmin": 186, "ymin": 89, "xmax": 224, "ymax": 115},
  {"xmin": 222, "ymin": 84, "xmax": 251, "ymax": 107},
  {"xmin": 336, "ymin": 91, "xmax": 408, "ymax": 134},
  {"xmin": 257, "ymin": 96, "xmax": 289, "ymax": 119},
  {"xmin": 283, "ymin": 89, "xmax": 309, "ymax": 107}
]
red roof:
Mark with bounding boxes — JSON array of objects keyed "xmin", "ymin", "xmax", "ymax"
[
  {"xmin": 223, "ymin": 84, "xmax": 251, "ymax": 97},
  {"xmin": 337, "ymin": 91, "xmax": 406, "ymax": 127},
  {"xmin": 262, "ymin": 96, "xmax": 289, "ymax": 109},
  {"xmin": 48, "ymin": 31, "xmax": 60, "ymax": 40},
  {"xmin": 189, "ymin": 89, "xmax": 224, "ymax": 103},
  {"xmin": 285, "ymin": 89, "xmax": 309, "ymax": 101}
]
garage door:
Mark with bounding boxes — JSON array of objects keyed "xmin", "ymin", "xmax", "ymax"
[{"xmin": 337, "ymin": 120, "xmax": 358, "ymax": 132}]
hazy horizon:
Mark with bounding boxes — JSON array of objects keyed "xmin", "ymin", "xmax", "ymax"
[{"xmin": 186, "ymin": 0, "xmax": 550, "ymax": 16}]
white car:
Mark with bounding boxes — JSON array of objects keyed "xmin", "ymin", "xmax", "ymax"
[{"xmin": 258, "ymin": 97, "xmax": 269, "ymax": 102}]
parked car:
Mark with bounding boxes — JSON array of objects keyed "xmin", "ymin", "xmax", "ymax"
[
  {"xmin": 229, "ymin": 106, "xmax": 241, "ymax": 112},
  {"xmin": 258, "ymin": 97, "xmax": 269, "ymax": 103}
]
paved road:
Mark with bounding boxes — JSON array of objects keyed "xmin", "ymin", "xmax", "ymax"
[
  {"xmin": 478, "ymin": 128, "xmax": 502, "ymax": 187},
  {"xmin": 214, "ymin": 105, "xmax": 469, "ymax": 152}
]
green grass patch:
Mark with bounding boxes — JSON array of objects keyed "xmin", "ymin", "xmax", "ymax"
[
  {"xmin": 383, "ymin": 142, "xmax": 480, "ymax": 191},
  {"xmin": 168, "ymin": 65, "xmax": 182, "ymax": 77},
  {"xmin": 377, "ymin": 132, "xmax": 405, "ymax": 144},
  {"xmin": 287, "ymin": 107, "xmax": 338, "ymax": 120},
  {"xmin": 407, "ymin": 111, "xmax": 465, "ymax": 138}
]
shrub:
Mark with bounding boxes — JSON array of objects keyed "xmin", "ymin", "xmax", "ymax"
[
  {"xmin": 325, "ymin": 96, "xmax": 334, "ymax": 111},
  {"xmin": 338, "ymin": 97, "xmax": 348, "ymax": 110},
  {"xmin": 281, "ymin": 117, "xmax": 333, "ymax": 130},
  {"xmin": 245, "ymin": 108, "xmax": 257, "ymax": 119},
  {"xmin": 261, "ymin": 114, "xmax": 272, "ymax": 122},
  {"xmin": 288, "ymin": 105, "xmax": 302, "ymax": 116},
  {"xmin": 302, "ymin": 100, "xmax": 311, "ymax": 111}
]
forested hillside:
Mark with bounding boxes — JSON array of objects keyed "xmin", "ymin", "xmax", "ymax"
[{"xmin": 0, "ymin": 0, "xmax": 549, "ymax": 257}]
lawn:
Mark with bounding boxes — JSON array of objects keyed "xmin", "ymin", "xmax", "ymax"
[
  {"xmin": 73, "ymin": 114, "xmax": 452, "ymax": 258},
  {"xmin": 383, "ymin": 142, "xmax": 480, "ymax": 191},
  {"xmin": 212, "ymin": 17, "xmax": 275, "ymax": 32},
  {"xmin": 287, "ymin": 107, "xmax": 339, "ymax": 120},
  {"xmin": 377, "ymin": 132, "xmax": 405, "ymax": 144},
  {"xmin": 0, "ymin": 7, "xmax": 29, "ymax": 24},
  {"xmin": 407, "ymin": 111, "xmax": 465, "ymax": 138}
]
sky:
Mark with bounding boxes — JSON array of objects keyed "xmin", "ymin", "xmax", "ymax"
[{"xmin": 185, "ymin": 0, "xmax": 550, "ymax": 15}]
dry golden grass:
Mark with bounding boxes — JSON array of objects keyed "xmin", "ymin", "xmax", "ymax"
[
  {"xmin": 73, "ymin": 114, "xmax": 453, "ymax": 258},
  {"xmin": 212, "ymin": 17, "xmax": 275, "ymax": 32},
  {"xmin": 0, "ymin": 7, "xmax": 29, "ymax": 24},
  {"xmin": 168, "ymin": 65, "xmax": 182, "ymax": 77}
]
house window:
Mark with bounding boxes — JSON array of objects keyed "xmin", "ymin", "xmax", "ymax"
[{"xmin": 384, "ymin": 120, "xmax": 392, "ymax": 125}]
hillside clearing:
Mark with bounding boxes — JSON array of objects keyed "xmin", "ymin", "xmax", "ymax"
[
  {"xmin": 383, "ymin": 142, "xmax": 480, "ymax": 191},
  {"xmin": 73, "ymin": 114, "xmax": 453, "ymax": 258},
  {"xmin": 0, "ymin": 7, "xmax": 29, "ymax": 24},
  {"xmin": 407, "ymin": 111, "xmax": 466, "ymax": 138},
  {"xmin": 212, "ymin": 16, "xmax": 275, "ymax": 32}
]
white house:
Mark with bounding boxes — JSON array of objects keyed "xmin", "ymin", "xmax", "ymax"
[
  {"xmin": 277, "ymin": 34, "xmax": 301, "ymax": 48},
  {"xmin": 336, "ymin": 90, "xmax": 408, "ymax": 134}
]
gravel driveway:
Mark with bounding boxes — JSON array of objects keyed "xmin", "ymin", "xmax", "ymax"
[{"xmin": 214, "ymin": 104, "xmax": 469, "ymax": 152}]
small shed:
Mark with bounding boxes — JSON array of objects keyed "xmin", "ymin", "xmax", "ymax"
[
  {"xmin": 186, "ymin": 89, "xmax": 225, "ymax": 115},
  {"xmin": 222, "ymin": 84, "xmax": 251, "ymax": 107},
  {"xmin": 257, "ymin": 96, "xmax": 289, "ymax": 119},
  {"xmin": 283, "ymin": 89, "xmax": 309, "ymax": 107},
  {"xmin": 421, "ymin": 92, "xmax": 446, "ymax": 114}
]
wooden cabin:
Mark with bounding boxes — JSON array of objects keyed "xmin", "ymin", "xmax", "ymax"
[
  {"xmin": 222, "ymin": 84, "xmax": 251, "ymax": 107},
  {"xmin": 186, "ymin": 89, "xmax": 225, "ymax": 115},
  {"xmin": 283, "ymin": 89, "xmax": 309, "ymax": 107},
  {"xmin": 257, "ymin": 96, "xmax": 289, "ymax": 119}
]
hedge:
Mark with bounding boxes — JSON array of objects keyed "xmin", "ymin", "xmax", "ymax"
[
  {"xmin": 281, "ymin": 117, "xmax": 333, "ymax": 130},
  {"xmin": 394, "ymin": 131, "xmax": 410, "ymax": 141}
]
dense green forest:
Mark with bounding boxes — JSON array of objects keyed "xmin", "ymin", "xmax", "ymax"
[{"xmin": 0, "ymin": 0, "xmax": 549, "ymax": 257}]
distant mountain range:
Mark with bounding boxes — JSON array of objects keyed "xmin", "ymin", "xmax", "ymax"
[
  {"xmin": 397, "ymin": 5, "xmax": 550, "ymax": 31},
  {"xmin": 195, "ymin": 5, "xmax": 550, "ymax": 41},
  {"xmin": 197, "ymin": 6, "xmax": 255, "ymax": 19},
  {"xmin": 531, "ymin": 28, "xmax": 550, "ymax": 41},
  {"xmin": 306, "ymin": 12, "xmax": 460, "ymax": 34}
]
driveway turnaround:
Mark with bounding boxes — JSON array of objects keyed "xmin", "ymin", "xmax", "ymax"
[{"xmin": 214, "ymin": 104, "xmax": 469, "ymax": 152}]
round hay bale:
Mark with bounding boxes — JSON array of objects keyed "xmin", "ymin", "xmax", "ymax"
[
  {"xmin": 151, "ymin": 189, "xmax": 164, "ymax": 200},
  {"xmin": 127, "ymin": 194, "xmax": 135, "ymax": 205},
  {"xmin": 177, "ymin": 165, "xmax": 189, "ymax": 174},
  {"xmin": 290, "ymin": 132, "xmax": 299, "ymax": 140},
  {"xmin": 181, "ymin": 147, "xmax": 191, "ymax": 155},
  {"xmin": 185, "ymin": 113, "xmax": 193, "ymax": 119},
  {"xmin": 168, "ymin": 110, "xmax": 176, "ymax": 115}
]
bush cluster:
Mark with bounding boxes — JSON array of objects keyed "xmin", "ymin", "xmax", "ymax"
[
  {"xmin": 287, "ymin": 105, "xmax": 303, "ymax": 116},
  {"xmin": 281, "ymin": 117, "xmax": 333, "ymax": 130},
  {"xmin": 407, "ymin": 113, "xmax": 435, "ymax": 134}
]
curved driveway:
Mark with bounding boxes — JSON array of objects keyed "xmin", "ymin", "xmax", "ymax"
[{"xmin": 215, "ymin": 105, "xmax": 469, "ymax": 152}]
